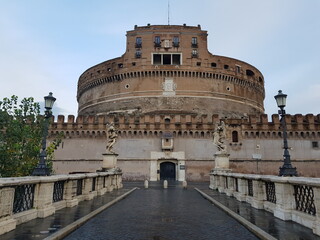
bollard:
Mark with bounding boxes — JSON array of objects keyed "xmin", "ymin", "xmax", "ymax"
[
  {"xmin": 144, "ymin": 180, "xmax": 149, "ymax": 188},
  {"xmin": 183, "ymin": 180, "xmax": 187, "ymax": 189},
  {"xmin": 163, "ymin": 180, "xmax": 168, "ymax": 189}
]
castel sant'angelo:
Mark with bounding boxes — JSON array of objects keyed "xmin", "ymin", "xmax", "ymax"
[{"xmin": 50, "ymin": 24, "xmax": 320, "ymax": 181}]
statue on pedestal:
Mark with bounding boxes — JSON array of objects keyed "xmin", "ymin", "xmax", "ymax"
[
  {"xmin": 106, "ymin": 123, "xmax": 118, "ymax": 154},
  {"xmin": 213, "ymin": 121, "xmax": 227, "ymax": 153}
]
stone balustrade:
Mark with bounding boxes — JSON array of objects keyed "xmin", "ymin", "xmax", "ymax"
[
  {"xmin": 210, "ymin": 171, "xmax": 320, "ymax": 236},
  {"xmin": 0, "ymin": 171, "xmax": 122, "ymax": 235}
]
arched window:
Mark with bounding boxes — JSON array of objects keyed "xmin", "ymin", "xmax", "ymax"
[{"xmin": 232, "ymin": 131, "xmax": 239, "ymax": 142}]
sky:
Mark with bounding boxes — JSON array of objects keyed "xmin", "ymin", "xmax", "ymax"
[{"xmin": 0, "ymin": 0, "xmax": 320, "ymax": 118}]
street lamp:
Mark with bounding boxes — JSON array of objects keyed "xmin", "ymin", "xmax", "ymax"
[
  {"xmin": 32, "ymin": 92, "xmax": 56, "ymax": 176},
  {"xmin": 274, "ymin": 90, "xmax": 297, "ymax": 176}
]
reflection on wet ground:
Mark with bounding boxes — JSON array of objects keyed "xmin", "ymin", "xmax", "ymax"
[
  {"xmin": 2, "ymin": 181, "xmax": 320, "ymax": 240},
  {"xmin": 65, "ymin": 181, "xmax": 259, "ymax": 240}
]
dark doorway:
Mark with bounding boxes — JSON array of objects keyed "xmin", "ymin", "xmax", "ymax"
[{"xmin": 160, "ymin": 162, "xmax": 176, "ymax": 180}]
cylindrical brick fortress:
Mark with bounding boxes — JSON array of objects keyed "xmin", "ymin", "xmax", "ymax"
[{"xmin": 77, "ymin": 24, "xmax": 265, "ymax": 117}]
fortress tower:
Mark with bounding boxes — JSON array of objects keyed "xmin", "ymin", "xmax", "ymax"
[
  {"xmin": 51, "ymin": 24, "xmax": 320, "ymax": 180},
  {"xmin": 77, "ymin": 24, "xmax": 265, "ymax": 118}
]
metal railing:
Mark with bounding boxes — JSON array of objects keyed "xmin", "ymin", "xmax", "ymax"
[
  {"xmin": 13, "ymin": 184, "xmax": 35, "ymax": 214},
  {"xmin": 294, "ymin": 184, "xmax": 316, "ymax": 216},
  {"xmin": 53, "ymin": 181, "xmax": 65, "ymax": 202}
]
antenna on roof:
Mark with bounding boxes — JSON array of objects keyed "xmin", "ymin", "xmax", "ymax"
[{"xmin": 168, "ymin": 0, "xmax": 170, "ymax": 25}]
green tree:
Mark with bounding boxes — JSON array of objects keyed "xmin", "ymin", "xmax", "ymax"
[{"xmin": 0, "ymin": 96, "xmax": 56, "ymax": 177}]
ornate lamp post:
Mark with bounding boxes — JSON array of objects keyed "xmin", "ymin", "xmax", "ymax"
[
  {"xmin": 274, "ymin": 90, "xmax": 297, "ymax": 176},
  {"xmin": 32, "ymin": 92, "xmax": 56, "ymax": 176}
]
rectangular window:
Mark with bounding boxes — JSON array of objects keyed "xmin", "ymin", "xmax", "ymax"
[
  {"xmin": 135, "ymin": 50, "xmax": 141, "ymax": 58},
  {"xmin": 312, "ymin": 141, "xmax": 319, "ymax": 148},
  {"xmin": 154, "ymin": 36, "xmax": 161, "ymax": 47},
  {"xmin": 192, "ymin": 37, "xmax": 198, "ymax": 47},
  {"xmin": 192, "ymin": 49, "xmax": 198, "ymax": 58},
  {"xmin": 163, "ymin": 54, "xmax": 171, "ymax": 65},
  {"xmin": 153, "ymin": 54, "xmax": 161, "ymax": 65},
  {"xmin": 172, "ymin": 54, "xmax": 181, "ymax": 65},
  {"xmin": 152, "ymin": 53, "xmax": 181, "ymax": 65},
  {"xmin": 173, "ymin": 36, "xmax": 179, "ymax": 47},
  {"xmin": 135, "ymin": 37, "xmax": 142, "ymax": 48},
  {"xmin": 236, "ymin": 65, "xmax": 241, "ymax": 73}
]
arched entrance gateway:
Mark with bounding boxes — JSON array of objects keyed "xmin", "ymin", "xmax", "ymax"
[{"xmin": 160, "ymin": 162, "xmax": 176, "ymax": 180}]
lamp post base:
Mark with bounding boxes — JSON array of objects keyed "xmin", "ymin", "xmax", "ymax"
[
  {"xmin": 32, "ymin": 165, "xmax": 50, "ymax": 176},
  {"xmin": 279, "ymin": 166, "xmax": 298, "ymax": 177}
]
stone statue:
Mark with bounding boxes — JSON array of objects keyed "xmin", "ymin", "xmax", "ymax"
[
  {"xmin": 213, "ymin": 121, "xmax": 227, "ymax": 153},
  {"xmin": 106, "ymin": 123, "xmax": 118, "ymax": 154}
]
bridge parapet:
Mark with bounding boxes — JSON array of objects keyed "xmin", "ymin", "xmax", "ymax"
[
  {"xmin": 0, "ymin": 171, "xmax": 122, "ymax": 235},
  {"xmin": 210, "ymin": 171, "xmax": 320, "ymax": 236}
]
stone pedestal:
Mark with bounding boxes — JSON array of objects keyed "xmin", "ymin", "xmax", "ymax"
[
  {"xmin": 102, "ymin": 153, "xmax": 118, "ymax": 170},
  {"xmin": 213, "ymin": 152, "xmax": 230, "ymax": 170}
]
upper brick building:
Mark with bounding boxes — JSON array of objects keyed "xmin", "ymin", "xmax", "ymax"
[{"xmin": 77, "ymin": 24, "xmax": 265, "ymax": 118}]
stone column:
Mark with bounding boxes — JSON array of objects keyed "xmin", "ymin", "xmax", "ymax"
[
  {"xmin": 218, "ymin": 175, "xmax": 227, "ymax": 193},
  {"xmin": 313, "ymin": 187, "xmax": 320, "ymax": 236},
  {"xmin": 251, "ymin": 179, "xmax": 264, "ymax": 209},
  {"xmin": 34, "ymin": 182, "xmax": 56, "ymax": 218},
  {"xmin": 83, "ymin": 178, "xmax": 95, "ymax": 201},
  {"xmin": 0, "ymin": 187, "xmax": 17, "ymax": 235},
  {"xmin": 274, "ymin": 181, "xmax": 295, "ymax": 220},
  {"xmin": 225, "ymin": 176, "xmax": 235, "ymax": 196},
  {"xmin": 64, "ymin": 179, "xmax": 78, "ymax": 208},
  {"xmin": 97, "ymin": 176, "xmax": 105, "ymax": 196},
  {"xmin": 234, "ymin": 178, "xmax": 247, "ymax": 202}
]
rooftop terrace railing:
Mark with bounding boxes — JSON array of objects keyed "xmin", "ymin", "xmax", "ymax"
[
  {"xmin": 210, "ymin": 171, "xmax": 320, "ymax": 236},
  {"xmin": 0, "ymin": 171, "xmax": 122, "ymax": 235}
]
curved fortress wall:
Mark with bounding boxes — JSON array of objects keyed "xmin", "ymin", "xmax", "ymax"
[{"xmin": 77, "ymin": 25, "xmax": 265, "ymax": 118}]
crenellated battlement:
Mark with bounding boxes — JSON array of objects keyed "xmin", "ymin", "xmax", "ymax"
[{"xmin": 49, "ymin": 113, "xmax": 320, "ymax": 139}]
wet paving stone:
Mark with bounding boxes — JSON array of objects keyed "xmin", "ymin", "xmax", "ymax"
[{"xmin": 64, "ymin": 182, "xmax": 259, "ymax": 240}]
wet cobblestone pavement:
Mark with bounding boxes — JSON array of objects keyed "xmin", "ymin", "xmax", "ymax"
[{"xmin": 64, "ymin": 182, "xmax": 259, "ymax": 240}]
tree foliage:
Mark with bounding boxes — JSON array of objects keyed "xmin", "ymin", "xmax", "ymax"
[{"xmin": 0, "ymin": 96, "xmax": 60, "ymax": 177}]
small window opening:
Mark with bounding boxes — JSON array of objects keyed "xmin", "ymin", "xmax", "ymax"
[
  {"xmin": 224, "ymin": 65, "xmax": 229, "ymax": 70},
  {"xmin": 107, "ymin": 68, "xmax": 111, "ymax": 72},
  {"xmin": 197, "ymin": 62, "xmax": 201, "ymax": 66},
  {"xmin": 135, "ymin": 37, "xmax": 142, "ymax": 48},
  {"xmin": 173, "ymin": 36, "xmax": 179, "ymax": 47},
  {"xmin": 135, "ymin": 50, "xmax": 141, "ymax": 58},
  {"xmin": 118, "ymin": 63, "xmax": 123, "ymax": 68},
  {"xmin": 232, "ymin": 131, "xmax": 239, "ymax": 142},
  {"xmin": 191, "ymin": 37, "xmax": 198, "ymax": 47},
  {"xmin": 154, "ymin": 36, "xmax": 161, "ymax": 47},
  {"xmin": 132, "ymin": 62, "xmax": 136, "ymax": 66},
  {"xmin": 165, "ymin": 118, "xmax": 171, "ymax": 124},
  {"xmin": 236, "ymin": 65, "xmax": 241, "ymax": 73},
  {"xmin": 312, "ymin": 141, "xmax": 319, "ymax": 148},
  {"xmin": 192, "ymin": 49, "xmax": 198, "ymax": 58},
  {"xmin": 211, "ymin": 62, "xmax": 217, "ymax": 67},
  {"xmin": 246, "ymin": 69, "xmax": 255, "ymax": 76}
]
